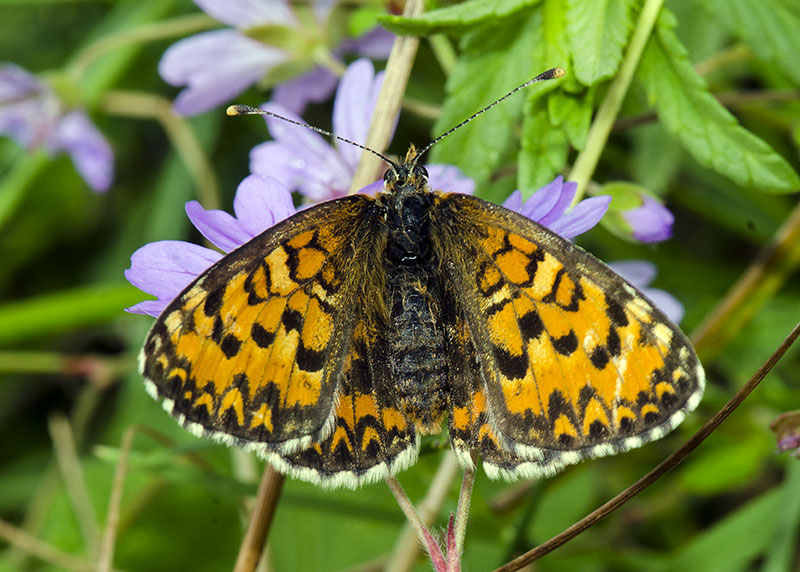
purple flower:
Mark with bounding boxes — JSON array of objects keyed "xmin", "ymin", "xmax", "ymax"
[
  {"xmin": 0, "ymin": 63, "xmax": 113, "ymax": 192},
  {"xmin": 621, "ymin": 194, "xmax": 674, "ymax": 243},
  {"xmin": 159, "ymin": 0, "xmax": 394, "ymax": 116},
  {"xmin": 125, "ymin": 174, "xmax": 295, "ymax": 316},
  {"xmin": 250, "ymin": 58, "xmax": 475, "ymax": 203},
  {"xmin": 503, "ymin": 176, "xmax": 611, "ymax": 238},
  {"xmin": 771, "ymin": 411, "xmax": 800, "ymax": 458},
  {"xmin": 608, "ymin": 260, "xmax": 684, "ymax": 324}
]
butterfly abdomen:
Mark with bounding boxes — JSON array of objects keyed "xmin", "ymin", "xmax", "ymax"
[{"xmin": 384, "ymin": 187, "xmax": 449, "ymax": 433}]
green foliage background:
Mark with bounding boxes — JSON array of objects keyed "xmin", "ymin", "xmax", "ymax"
[{"xmin": 1, "ymin": 0, "xmax": 800, "ymax": 570}]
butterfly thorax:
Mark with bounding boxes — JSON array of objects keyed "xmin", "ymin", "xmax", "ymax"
[{"xmin": 380, "ymin": 149, "xmax": 449, "ymax": 433}]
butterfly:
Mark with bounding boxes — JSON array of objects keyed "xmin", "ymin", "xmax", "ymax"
[{"xmin": 139, "ymin": 133, "xmax": 705, "ymax": 488}]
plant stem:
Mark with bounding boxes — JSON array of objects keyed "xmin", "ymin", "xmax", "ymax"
[
  {"xmin": 100, "ymin": 90, "xmax": 221, "ymax": 210},
  {"xmin": 68, "ymin": 14, "xmax": 217, "ymax": 80},
  {"xmin": 568, "ymin": 0, "xmax": 664, "ymax": 201},
  {"xmin": 232, "ymin": 466, "xmax": 285, "ymax": 572},
  {"xmin": 349, "ymin": 0, "xmax": 423, "ymax": 193}
]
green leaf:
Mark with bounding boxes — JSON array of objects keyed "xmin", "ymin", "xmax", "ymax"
[
  {"xmin": 567, "ymin": 0, "xmax": 636, "ymax": 85},
  {"xmin": 547, "ymin": 87, "xmax": 594, "ymax": 150},
  {"xmin": 661, "ymin": 486, "xmax": 783, "ymax": 571},
  {"xmin": 430, "ymin": 9, "xmax": 547, "ymax": 188},
  {"xmin": 707, "ymin": 0, "xmax": 800, "ymax": 85},
  {"xmin": 0, "ymin": 283, "xmax": 143, "ymax": 345},
  {"xmin": 518, "ymin": 100, "xmax": 569, "ymax": 190},
  {"xmin": 637, "ymin": 9, "xmax": 800, "ymax": 193},
  {"xmin": 379, "ymin": 0, "xmax": 541, "ymax": 36}
]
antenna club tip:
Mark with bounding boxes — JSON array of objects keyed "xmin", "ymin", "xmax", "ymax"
[
  {"xmin": 552, "ymin": 67, "xmax": 566, "ymax": 78},
  {"xmin": 226, "ymin": 104, "xmax": 259, "ymax": 116}
]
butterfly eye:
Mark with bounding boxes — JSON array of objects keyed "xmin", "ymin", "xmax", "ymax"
[
  {"xmin": 415, "ymin": 165, "xmax": 429, "ymax": 179},
  {"xmin": 384, "ymin": 169, "xmax": 397, "ymax": 185}
]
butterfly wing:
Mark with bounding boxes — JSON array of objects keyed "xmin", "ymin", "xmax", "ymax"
[
  {"xmin": 141, "ymin": 195, "xmax": 386, "ymax": 456},
  {"xmin": 433, "ymin": 193, "xmax": 705, "ymax": 479},
  {"xmin": 276, "ymin": 317, "xmax": 419, "ymax": 487}
]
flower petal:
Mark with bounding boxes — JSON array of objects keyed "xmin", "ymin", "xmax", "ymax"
[
  {"xmin": 356, "ymin": 179, "xmax": 384, "ymax": 196},
  {"xmin": 251, "ymin": 103, "xmax": 351, "ymax": 200},
  {"xmin": 622, "ymin": 195, "xmax": 674, "ymax": 243},
  {"xmin": 426, "ymin": 164, "xmax": 475, "ymax": 195},
  {"xmin": 271, "ymin": 66, "xmax": 339, "ymax": 114},
  {"xmin": 333, "ymin": 59, "xmax": 384, "ymax": 169},
  {"xmin": 609, "ymin": 260, "xmax": 684, "ymax": 324},
  {"xmin": 341, "ymin": 27, "xmax": 395, "ymax": 59},
  {"xmin": 506, "ymin": 177, "xmax": 564, "ymax": 223},
  {"xmin": 232, "ymin": 175, "xmax": 296, "ymax": 236},
  {"xmin": 535, "ymin": 178, "xmax": 577, "ymax": 227},
  {"xmin": 159, "ymin": 30, "xmax": 286, "ymax": 116},
  {"xmin": 49, "ymin": 110, "xmax": 114, "ymax": 192},
  {"xmin": 0, "ymin": 63, "xmax": 42, "ymax": 101},
  {"xmin": 185, "ymin": 200, "xmax": 252, "ymax": 253},
  {"xmin": 124, "ymin": 240, "xmax": 222, "ymax": 316},
  {"xmin": 194, "ymin": 0, "xmax": 294, "ymax": 27},
  {"xmin": 546, "ymin": 195, "xmax": 611, "ymax": 238},
  {"xmin": 607, "ymin": 260, "xmax": 657, "ymax": 286}
]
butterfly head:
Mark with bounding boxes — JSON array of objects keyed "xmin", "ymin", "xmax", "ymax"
[{"xmin": 383, "ymin": 144, "xmax": 429, "ymax": 198}]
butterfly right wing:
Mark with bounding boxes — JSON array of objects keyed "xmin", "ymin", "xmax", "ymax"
[{"xmin": 140, "ymin": 195, "xmax": 385, "ymax": 456}]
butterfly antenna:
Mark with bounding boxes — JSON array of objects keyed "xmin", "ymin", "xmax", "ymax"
[
  {"xmin": 226, "ymin": 104, "xmax": 397, "ymax": 167},
  {"xmin": 412, "ymin": 67, "xmax": 566, "ymax": 164}
]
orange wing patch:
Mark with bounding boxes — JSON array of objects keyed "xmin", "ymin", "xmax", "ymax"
[{"xmin": 435, "ymin": 193, "xmax": 704, "ymax": 478}]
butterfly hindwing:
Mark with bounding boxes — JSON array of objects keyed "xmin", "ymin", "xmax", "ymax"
[
  {"xmin": 141, "ymin": 195, "xmax": 385, "ymax": 456},
  {"xmin": 433, "ymin": 193, "xmax": 705, "ymax": 478},
  {"xmin": 276, "ymin": 317, "xmax": 419, "ymax": 487}
]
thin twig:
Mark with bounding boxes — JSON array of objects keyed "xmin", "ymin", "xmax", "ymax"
[
  {"xmin": 97, "ymin": 426, "xmax": 137, "ymax": 572},
  {"xmin": 451, "ymin": 466, "xmax": 475, "ymax": 562},
  {"xmin": 232, "ymin": 465, "xmax": 285, "ymax": 572},
  {"xmin": 48, "ymin": 413, "xmax": 100, "ymax": 561},
  {"xmin": 492, "ymin": 320, "xmax": 800, "ymax": 572},
  {"xmin": 0, "ymin": 518, "xmax": 101, "ymax": 572},
  {"xmin": 99, "ymin": 90, "xmax": 221, "ymax": 210},
  {"xmin": 385, "ymin": 451, "xmax": 460, "ymax": 572},
  {"xmin": 348, "ymin": 0, "xmax": 423, "ymax": 193},
  {"xmin": 385, "ymin": 476, "xmax": 446, "ymax": 571}
]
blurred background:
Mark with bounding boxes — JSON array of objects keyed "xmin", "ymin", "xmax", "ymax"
[{"xmin": 1, "ymin": 0, "xmax": 800, "ymax": 570}]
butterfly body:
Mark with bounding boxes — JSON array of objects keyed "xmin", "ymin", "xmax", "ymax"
[{"xmin": 141, "ymin": 146, "xmax": 704, "ymax": 488}]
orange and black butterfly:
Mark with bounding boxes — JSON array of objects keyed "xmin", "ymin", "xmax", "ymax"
[{"xmin": 140, "ymin": 71, "xmax": 704, "ymax": 489}]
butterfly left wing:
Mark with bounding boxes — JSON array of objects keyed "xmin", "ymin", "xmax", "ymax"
[
  {"xmin": 140, "ymin": 196, "xmax": 385, "ymax": 456},
  {"xmin": 275, "ymin": 318, "xmax": 419, "ymax": 488},
  {"xmin": 432, "ymin": 193, "xmax": 705, "ymax": 479}
]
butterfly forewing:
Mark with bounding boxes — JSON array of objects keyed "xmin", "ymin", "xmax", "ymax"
[
  {"xmin": 140, "ymin": 195, "xmax": 385, "ymax": 456},
  {"xmin": 432, "ymin": 193, "xmax": 705, "ymax": 478}
]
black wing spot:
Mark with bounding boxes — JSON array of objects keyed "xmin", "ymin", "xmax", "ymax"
[
  {"xmin": 251, "ymin": 323, "xmax": 276, "ymax": 349},
  {"xmin": 204, "ymin": 288, "xmax": 224, "ymax": 317},
  {"xmin": 589, "ymin": 346, "xmax": 609, "ymax": 370},
  {"xmin": 606, "ymin": 327, "xmax": 621, "ymax": 357},
  {"xmin": 518, "ymin": 309, "xmax": 544, "ymax": 340},
  {"xmin": 551, "ymin": 331, "xmax": 578, "ymax": 356},
  {"xmin": 492, "ymin": 345, "xmax": 529, "ymax": 380},
  {"xmin": 605, "ymin": 297, "xmax": 628, "ymax": 327},
  {"xmin": 221, "ymin": 334, "xmax": 242, "ymax": 358}
]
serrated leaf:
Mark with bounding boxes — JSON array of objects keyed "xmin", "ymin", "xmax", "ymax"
[
  {"xmin": 567, "ymin": 0, "xmax": 636, "ymax": 85},
  {"xmin": 430, "ymin": 10, "xmax": 547, "ymax": 188},
  {"xmin": 518, "ymin": 100, "xmax": 569, "ymax": 190},
  {"xmin": 547, "ymin": 88, "xmax": 593, "ymax": 150},
  {"xmin": 706, "ymin": 0, "xmax": 800, "ymax": 85},
  {"xmin": 379, "ymin": 0, "xmax": 540, "ymax": 36},
  {"xmin": 638, "ymin": 9, "xmax": 800, "ymax": 193}
]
